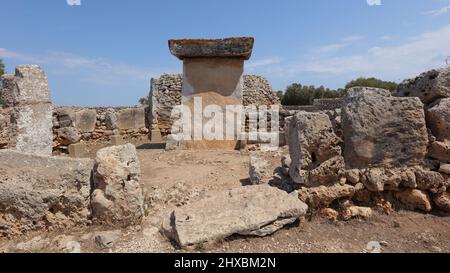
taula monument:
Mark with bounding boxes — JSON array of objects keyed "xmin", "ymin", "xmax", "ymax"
[{"xmin": 169, "ymin": 37, "xmax": 254, "ymax": 99}]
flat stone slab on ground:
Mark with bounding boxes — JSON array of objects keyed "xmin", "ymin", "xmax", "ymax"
[{"xmin": 162, "ymin": 185, "xmax": 308, "ymax": 247}]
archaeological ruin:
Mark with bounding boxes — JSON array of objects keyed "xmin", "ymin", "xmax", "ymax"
[{"xmin": 0, "ymin": 37, "xmax": 450, "ymax": 253}]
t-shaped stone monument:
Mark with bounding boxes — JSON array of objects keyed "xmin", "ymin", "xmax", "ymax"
[
  {"xmin": 167, "ymin": 37, "xmax": 254, "ymax": 149},
  {"xmin": 169, "ymin": 37, "xmax": 254, "ymax": 100}
]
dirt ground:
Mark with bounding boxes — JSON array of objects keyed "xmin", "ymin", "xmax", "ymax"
[{"xmin": 2, "ymin": 142, "xmax": 450, "ymax": 253}]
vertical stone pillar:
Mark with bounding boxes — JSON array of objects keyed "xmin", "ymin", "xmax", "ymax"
[{"xmin": 3, "ymin": 65, "xmax": 53, "ymax": 156}]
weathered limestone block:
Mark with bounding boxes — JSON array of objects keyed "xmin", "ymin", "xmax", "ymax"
[
  {"xmin": 91, "ymin": 144, "xmax": 144, "ymax": 227},
  {"xmin": 288, "ymin": 111, "xmax": 342, "ymax": 184},
  {"xmin": 0, "ymin": 109, "xmax": 12, "ymax": 148},
  {"xmin": 249, "ymin": 156, "xmax": 269, "ymax": 185},
  {"xmin": 297, "ymin": 184, "xmax": 355, "ymax": 209},
  {"xmin": 426, "ymin": 98, "xmax": 450, "ymax": 141},
  {"xmin": 162, "ymin": 185, "xmax": 308, "ymax": 247},
  {"xmin": 11, "ymin": 104, "xmax": 53, "ymax": 156},
  {"xmin": 3, "ymin": 65, "xmax": 53, "ymax": 156},
  {"xmin": 428, "ymin": 141, "xmax": 450, "ymax": 163},
  {"xmin": 169, "ymin": 37, "xmax": 254, "ymax": 60},
  {"xmin": 74, "ymin": 109, "xmax": 97, "ymax": 133},
  {"xmin": 433, "ymin": 192, "xmax": 450, "ymax": 212},
  {"xmin": 13, "ymin": 65, "xmax": 52, "ymax": 105},
  {"xmin": 105, "ymin": 109, "xmax": 118, "ymax": 130},
  {"xmin": 117, "ymin": 108, "xmax": 145, "ymax": 130},
  {"xmin": 308, "ymin": 156, "xmax": 345, "ymax": 186},
  {"xmin": 0, "ymin": 150, "xmax": 93, "ymax": 237},
  {"xmin": 56, "ymin": 108, "xmax": 75, "ymax": 128},
  {"xmin": 1, "ymin": 74, "xmax": 17, "ymax": 108},
  {"xmin": 360, "ymin": 167, "xmax": 418, "ymax": 192},
  {"xmin": 395, "ymin": 189, "xmax": 432, "ymax": 212},
  {"xmin": 413, "ymin": 167, "xmax": 447, "ymax": 192},
  {"xmin": 342, "ymin": 87, "xmax": 428, "ymax": 169},
  {"xmin": 397, "ymin": 68, "xmax": 450, "ymax": 105},
  {"xmin": 56, "ymin": 127, "xmax": 80, "ymax": 145}
]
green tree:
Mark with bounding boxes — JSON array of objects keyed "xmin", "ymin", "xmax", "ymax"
[
  {"xmin": 139, "ymin": 96, "xmax": 149, "ymax": 106},
  {"xmin": 281, "ymin": 83, "xmax": 343, "ymax": 106},
  {"xmin": 275, "ymin": 90, "xmax": 284, "ymax": 101},
  {"xmin": 0, "ymin": 59, "xmax": 5, "ymax": 105},
  {"xmin": 345, "ymin": 77, "xmax": 398, "ymax": 93}
]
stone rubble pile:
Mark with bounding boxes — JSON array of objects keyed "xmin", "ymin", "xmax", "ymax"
[{"xmin": 276, "ymin": 70, "xmax": 450, "ymax": 220}]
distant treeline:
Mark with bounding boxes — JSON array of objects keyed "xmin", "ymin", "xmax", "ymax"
[{"xmin": 278, "ymin": 77, "xmax": 398, "ymax": 106}]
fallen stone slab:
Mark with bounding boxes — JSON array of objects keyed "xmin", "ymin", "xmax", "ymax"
[
  {"xmin": 162, "ymin": 185, "xmax": 308, "ymax": 248},
  {"xmin": 0, "ymin": 150, "xmax": 94, "ymax": 237}
]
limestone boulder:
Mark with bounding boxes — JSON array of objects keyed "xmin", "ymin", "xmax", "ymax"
[
  {"xmin": 342, "ymin": 87, "xmax": 428, "ymax": 169},
  {"xmin": 395, "ymin": 189, "xmax": 432, "ymax": 212},
  {"xmin": 162, "ymin": 185, "xmax": 308, "ymax": 247},
  {"xmin": 361, "ymin": 167, "xmax": 417, "ymax": 192},
  {"xmin": 56, "ymin": 108, "xmax": 75, "ymax": 128},
  {"xmin": 91, "ymin": 144, "xmax": 144, "ymax": 227},
  {"xmin": 288, "ymin": 111, "xmax": 342, "ymax": 184},
  {"xmin": 105, "ymin": 109, "xmax": 118, "ymax": 130},
  {"xmin": 413, "ymin": 167, "xmax": 447, "ymax": 192},
  {"xmin": 56, "ymin": 127, "xmax": 81, "ymax": 145},
  {"xmin": 428, "ymin": 141, "xmax": 450, "ymax": 163},
  {"xmin": 249, "ymin": 156, "xmax": 269, "ymax": 185},
  {"xmin": 426, "ymin": 98, "xmax": 450, "ymax": 141},
  {"xmin": 74, "ymin": 109, "xmax": 97, "ymax": 133},
  {"xmin": 308, "ymin": 156, "xmax": 345, "ymax": 186},
  {"xmin": 298, "ymin": 184, "xmax": 355, "ymax": 209},
  {"xmin": 0, "ymin": 150, "xmax": 94, "ymax": 237},
  {"xmin": 397, "ymin": 68, "xmax": 450, "ymax": 105},
  {"xmin": 433, "ymin": 192, "xmax": 450, "ymax": 212}
]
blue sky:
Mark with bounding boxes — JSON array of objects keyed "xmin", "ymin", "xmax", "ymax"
[{"xmin": 1, "ymin": 0, "xmax": 450, "ymax": 106}]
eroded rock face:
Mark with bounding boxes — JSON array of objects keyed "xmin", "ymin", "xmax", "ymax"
[
  {"xmin": 0, "ymin": 150, "xmax": 93, "ymax": 237},
  {"xmin": 342, "ymin": 87, "xmax": 428, "ymax": 169},
  {"xmin": 162, "ymin": 185, "xmax": 308, "ymax": 247},
  {"xmin": 426, "ymin": 98, "xmax": 450, "ymax": 141},
  {"xmin": 116, "ymin": 108, "xmax": 146, "ymax": 130},
  {"xmin": 397, "ymin": 68, "xmax": 450, "ymax": 105},
  {"xmin": 288, "ymin": 111, "xmax": 342, "ymax": 184},
  {"xmin": 91, "ymin": 144, "xmax": 144, "ymax": 227},
  {"xmin": 308, "ymin": 156, "xmax": 345, "ymax": 186}
]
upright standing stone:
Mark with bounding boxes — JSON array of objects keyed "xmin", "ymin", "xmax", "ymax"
[
  {"xmin": 5, "ymin": 65, "xmax": 53, "ymax": 156},
  {"xmin": 342, "ymin": 87, "xmax": 428, "ymax": 169}
]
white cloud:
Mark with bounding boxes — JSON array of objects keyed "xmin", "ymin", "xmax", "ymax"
[
  {"xmin": 427, "ymin": 4, "xmax": 450, "ymax": 16},
  {"xmin": 367, "ymin": 0, "xmax": 382, "ymax": 6},
  {"xmin": 0, "ymin": 49, "xmax": 173, "ymax": 85},
  {"xmin": 255, "ymin": 24, "xmax": 450, "ymax": 84},
  {"xmin": 247, "ymin": 57, "xmax": 281, "ymax": 69},
  {"xmin": 313, "ymin": 35, "xmax": 364, "ymax": 54}
]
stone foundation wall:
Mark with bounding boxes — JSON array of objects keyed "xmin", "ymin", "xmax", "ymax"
[{"xmin": 52, "ymin": 106, "xmax": 148, "ymax": 153}]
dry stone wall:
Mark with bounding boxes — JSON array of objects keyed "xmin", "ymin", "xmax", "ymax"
[{"xmin": 52, "ymin": 106, "xmax": 148, "ymax": 153}]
